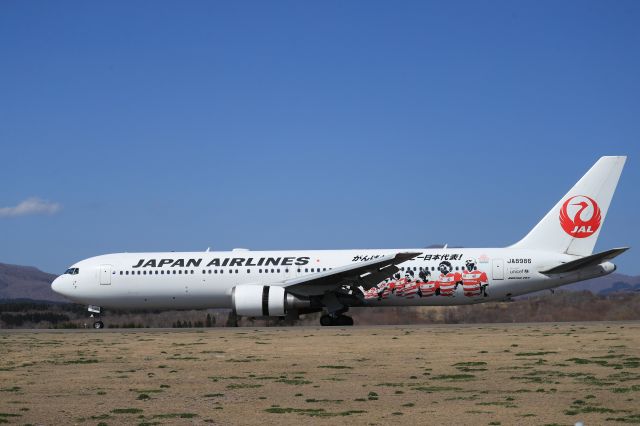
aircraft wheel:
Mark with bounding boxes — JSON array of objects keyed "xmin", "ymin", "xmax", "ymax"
[
  {"xmin": 93, "ymin": 321, "xmax": 104, "ymax": 329},
  {"xmin": 320, "ymin": 315, "xmax": 333, "ymax": 327},
  {"xmin": 336, "ymin": 315, "xmax": 354, "ymax": 326}
]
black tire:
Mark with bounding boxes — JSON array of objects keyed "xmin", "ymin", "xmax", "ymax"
[
  {"xmin": 93, "ymin": 321, "xmax": 104, "ymax": 329},
  {"xmin": 337, "ymin": 315, "xmax": 354, "ymax": 326},
  {"xmin": 320, "ymin": 315, "xmax": 333, "ymax": 326}
]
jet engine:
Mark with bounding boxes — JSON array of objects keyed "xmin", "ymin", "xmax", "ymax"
[{"xmin": 231, "ymin": 285, "xmax": 310, "ymax": 317}]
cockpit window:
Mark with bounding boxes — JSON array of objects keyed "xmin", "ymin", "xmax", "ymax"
[{"xmin": 64, "ymin": 268, "xmax": 79, "ymax": 275}]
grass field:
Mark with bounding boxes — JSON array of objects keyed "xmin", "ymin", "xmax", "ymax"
[{"xmin": 1, "ymin": 322, "xmax": 639, "ymax": 425}]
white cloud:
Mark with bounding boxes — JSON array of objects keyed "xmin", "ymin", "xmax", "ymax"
[{"xmin": 0, "ymin": 197, "xmax": 62, "ymax": 218}]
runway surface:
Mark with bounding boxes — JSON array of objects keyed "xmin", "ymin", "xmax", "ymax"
[{"xmin": 1, "ymin": 322, "xmax": 639, "ymax": 425}]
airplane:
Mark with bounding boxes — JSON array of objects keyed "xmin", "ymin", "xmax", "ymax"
[{"xmin": 51, "ymin": 156, "xmax": 628, "ymax": 328}]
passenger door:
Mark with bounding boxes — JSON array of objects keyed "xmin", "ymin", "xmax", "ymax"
[{"xmin": 100, "ymin": 264, "xmax": 112, "ymax": 285}]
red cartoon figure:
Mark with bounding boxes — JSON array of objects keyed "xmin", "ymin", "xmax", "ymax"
[
  {"xmin": 417, "ymin": 269, "xmax": 438, "ymax": 297},
  {"xmin": 462, "ymin": 258, "xmax": 489, "ymax": 297},
  {"xmin": 363, "ymin": 285, "xmax": 380, "ymax": 300},
  {"xmin": 435, "ymin": 261, "xmax": 462, "ymax": 297},
  {"xmin": 364, "ymin": 277, "xmax": 392, "ymax": 300},
  {"xmin": 368, "ymin": 277, "xmax": 395, "ymax": 301},
  {"xmin": 401, "ymin": 269, "xmax": 420, "ymax": 298},
  {"xmin": 393, "ymin": 272, "xmax": 408, "ymax": 297}
]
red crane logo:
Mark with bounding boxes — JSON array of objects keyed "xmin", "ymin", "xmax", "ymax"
[{"xmin": 559, "ymin": 195, "xmax": 601, "ymax": 238}]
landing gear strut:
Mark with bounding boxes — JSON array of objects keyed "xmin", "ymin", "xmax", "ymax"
[{"xmin": 88, "ymin": 305, "xmax": 104, "ymax": 329}]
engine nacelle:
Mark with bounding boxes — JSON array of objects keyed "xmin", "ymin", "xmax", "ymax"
[{"xmin": 231, "ymin": 285, "xmax": 309, "ymax": 317}]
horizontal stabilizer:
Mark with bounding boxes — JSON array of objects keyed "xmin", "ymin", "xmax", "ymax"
[{"xmin": 540, "ymin": 247, "xmax": 629, "ymax": 274}]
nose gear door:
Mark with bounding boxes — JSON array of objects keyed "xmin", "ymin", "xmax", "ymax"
[{"xmin": 100, "ymin": 264, "xmax": 112, "ymax": 285}]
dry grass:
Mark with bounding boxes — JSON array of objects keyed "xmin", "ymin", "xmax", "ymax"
[{"xmin": 0, "ymin": 322, "xmax": 639, "ymax": 425}]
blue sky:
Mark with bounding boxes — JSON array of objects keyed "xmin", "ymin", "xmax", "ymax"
[{"xmin": 1, "ymin": 1, "xmax": 638, "ymax": 275}]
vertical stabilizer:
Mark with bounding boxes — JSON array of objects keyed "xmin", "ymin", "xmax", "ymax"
[{"xmin": 511, "ymin": 156, "xmax": 626, "ymax": 256}]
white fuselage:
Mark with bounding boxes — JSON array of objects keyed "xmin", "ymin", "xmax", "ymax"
[{"xmin": 50, "ymin": 248, "xmax": 615, "ymax": 310}]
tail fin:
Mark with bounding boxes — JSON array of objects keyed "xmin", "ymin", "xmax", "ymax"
[{"xmin": 511, "ymin": 156, "xmax": 626, "ymax": 256}]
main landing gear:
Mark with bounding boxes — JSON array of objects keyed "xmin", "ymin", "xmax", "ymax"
[
  {"xmin": 320, "ymin": 314, "xmax": 354, "ymax": 326},
  {"xmin": 317, "ymin": 289, "xmax": 357, "ymax": 326},
  {"xmin": 88, "ymin": 305, "xmax": 104, "ymax": 329}
]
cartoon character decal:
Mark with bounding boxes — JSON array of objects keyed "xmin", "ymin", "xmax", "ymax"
[
  {"xmin": 417, "ymin": 269, "xmax": 438, "ymax": 297},
  {"xmin": 462, "ymin": 258, "xmax": 489, "ymax": 297},
  {"xmin": 393, "ymin": 272, "xmax": 407, "ymax": 297},
  {"xmin": 401, "ymin": 269, "xmax": 420, "ymax": 298},
  {"xmin": 435, "ymin": 261, "xmax": 462, "ymax": 297},
  {"xmin": 364, "ymin": 277, "xmax": 393, "ymax": 300},
  {"xmin": 364, "ymin": 258, "xmax": 489, "ymax": 301}
]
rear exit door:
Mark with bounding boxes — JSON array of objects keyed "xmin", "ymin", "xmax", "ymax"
[{"xmin": 492, "ymin": 259, "xmax": 504, "ymax": 280}]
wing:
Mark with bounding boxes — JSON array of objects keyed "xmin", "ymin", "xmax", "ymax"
[{"xmin": 283, "ymin": 252, "xmax": 420, "ymax": 297}]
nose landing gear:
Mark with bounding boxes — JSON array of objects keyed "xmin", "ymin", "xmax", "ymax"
[{"xmin": 88, "ymin": 305, "xmax": 104, "ymax": 329}]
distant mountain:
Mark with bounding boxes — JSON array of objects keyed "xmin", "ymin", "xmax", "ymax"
[
  {"xmin": 559, "ymin": 273, "xmax": 640, "ymax": 295},
  {"xmin": 0, "ymin": 263, "xmax": 67, "ymax": 302},
  {"xmin": 0, "ymin": 262, "xmax": 638, "ymax": 303}
]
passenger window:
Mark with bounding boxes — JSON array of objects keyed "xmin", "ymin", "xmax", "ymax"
[
  {"xmin": 271, "ymin": 269, "xmax": 274, "ymax": 273},
  {"xmin": 277, "ymin": 269, "xmax": 280, "ymax": 273},
  {"xmin": 220, "ymin": 270, "xmax": 223, "ymax": 274},
  {"xmin": 297, "ymin": 269, "xmax": 301, "ymax": 273},
  {"xmin": 247, "ymin": 269, "xmax": 250, "ymax": 274}
]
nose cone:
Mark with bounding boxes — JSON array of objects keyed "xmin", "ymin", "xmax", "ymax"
[{"xmin": 51, "ymin": 276, "xmax": 65, "ymax": 295}]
